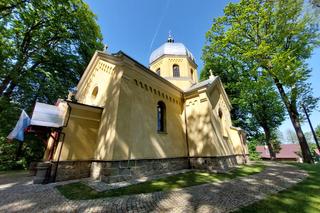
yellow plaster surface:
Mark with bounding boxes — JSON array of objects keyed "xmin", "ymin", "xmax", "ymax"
[
  {"xmin": 51, "ymin": 50, "xmax": 247, "ymax": 162},
  {"xmin": 150, "ymin": 56, "xmax": 198, "ymax": 90},
  {"xmin": 53, "ymin": 103, "xmax": 102, "ymax": 161}
]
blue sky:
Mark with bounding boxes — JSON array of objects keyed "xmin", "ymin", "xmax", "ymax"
[{"xmin": 84, "ymin": 0, "xmax": 320, "ymax": 140}]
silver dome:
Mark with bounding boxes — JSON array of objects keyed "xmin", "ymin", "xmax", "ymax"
[{"xmin": 149, "ymin": 42, "xmax": 195, "ymax": 64}]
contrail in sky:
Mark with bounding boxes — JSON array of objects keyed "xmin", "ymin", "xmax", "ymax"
[{"xmin": 149, "ymin": 0, "xmax": 170, "ymax": 53}]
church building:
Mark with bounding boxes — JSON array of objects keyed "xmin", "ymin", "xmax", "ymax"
[{"xmin": 42, "ymin": 35, "xmax": 248, "ymax": 182}]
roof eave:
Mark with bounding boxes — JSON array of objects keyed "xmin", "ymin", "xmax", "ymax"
[{"xmin": 110, "ymin": 51, "xmax": 184, "ymax": 93}]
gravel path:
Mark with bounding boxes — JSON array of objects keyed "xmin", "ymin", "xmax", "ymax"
[{"xmin": 0, "ymin": 162, "xmax": 308, "ymax": 213}]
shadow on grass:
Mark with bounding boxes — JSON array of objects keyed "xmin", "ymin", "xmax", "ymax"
[
  {"xmin": 234, "ymin": 163, "xmax": 320, "ymax": 213},
  {"xmin": 56, "ymin": 163, "xmax": 265, "ymax": 200},
  {"xmin": 0, "ymin": 170, "xmax": 28, "ymax": 177}
]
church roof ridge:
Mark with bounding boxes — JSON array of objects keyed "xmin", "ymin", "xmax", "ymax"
[
  {"xmin": 184, "ymin": 76, "xmax": 232, "ymax": 109},
  {"xmin": 107, "ymin": 50, "xmax": 184, "ymax": 93},
  {"xmin": 183, "ymin": 77, "xmax": 217, "ymax": 93},
  {"xmin": 97, "ymin": 50, "xmax": 231, "ymax": 108}
]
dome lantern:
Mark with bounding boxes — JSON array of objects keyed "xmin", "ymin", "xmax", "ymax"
[
  {"xmin": 149, "ymin": 38, "xmax": 195, "ymax": 65},
  {"xmin": 167, "ymin": 31, "xmax": 174, "ymax": 43}
]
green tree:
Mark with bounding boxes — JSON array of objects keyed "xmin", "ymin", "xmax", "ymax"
[
  {"xmin": 247, "ymin": 137, "xmax": 261, "ymax": 161},
  {"xmin": 237, "ymin": 75, "xmax": 285, "ymax": 159},
  {"xmin": 316, "ymin": 125, "xmax": 320, "ymax": 138},
  {"xmin": 0, "ymin": 0, "xmax": 103, "ymax": 104},
  {"xmin": 270, "ymin": 130, "xmax": 282, "ymax": 154},
  {"xmin": 202, "ymin": 0, "xmax": 319, "ymax": 163},
  {"xmin": 201, "ymin": 19, "xmax": 285, "ymax": 160},
  {"xmin": 0, "ymin": 0, "xmax": 103, "ymax": 170}
]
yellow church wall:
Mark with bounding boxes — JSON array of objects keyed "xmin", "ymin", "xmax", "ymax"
[
  {"xmin": 53, "ymin": 104, "xmax": 102, "ymax": 161},
  {"xmin": 52, "ymin": 51, "xmax": 246, "ymax": 164},
  {"xmin": 186, "ymin": 94, "xmax": 232, "ymax": 157},
  {"xmin": 93, "ymin": 66, "xmax": 123, "ymax": 161},
  {"xmin": 58, "ymin": 54, "xmax": 124, "ymax": 162},
  {"xmin": 208, "ymin": 86, "xmax": 247, "ymax": 155},
  {"xmin": 150, "ymin": 56, "xmax": 198, "ymax": 90},
  {"xmin": 229, "ymin": 127, "xmax": 248, "ymax": 155},
  {"xmin": 96, "ymin": 62, "xmax": 188, "ymax": 161},
  {"xmin": 76, "ymin": 55, "xmax": 116, "ymax": 107},
  {"xmin": 186, "ymin": 86, "xmax": 246, "ymax": 158},
  {"xmin": 164, "ymin": 79, "xmax": 194, "ymax": 91}
]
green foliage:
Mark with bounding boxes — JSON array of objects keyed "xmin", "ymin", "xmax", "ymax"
[
  {"xmin": 57, "ymin": 164, "xmax": 265, "ymax": 200},
  {"xmin": 247, "ymin": 138, "xmax": 262, "ymax": 161},
  {"xmin": 202, "ymin": 0, "xmax": 319, "ymax": 162},
  {"xmin": 201, "ymin": 0, "xmax": 287, "ymax": 157},
  {"xmin": 0, "ymin": 98, "xmax": 22, "ymax": 170},
  {"xmin": 270, "ymin": 131, "xmax": 281, "ymax": 154},
  {"xmin": 0, "ymin": 0, "xmax": 103, "ymax": 170},
  {"xmin": 247, "ymin": 130, "xmax": 282, "ymax": 160},
  {"xmin": 316, "ymin": 125, "xmax": 320, "ymax": 139}
]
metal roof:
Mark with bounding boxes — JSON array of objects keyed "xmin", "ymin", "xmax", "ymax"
[
  {"xmin": 149, "ymin": 42, "xmax": 195, "ymax": 64},
  {"xmin": 256, "ymin": 144, "xmax": 301, "ymax": 159},
  {"xmin": 183, "ymin": 77, "xmax": 217, "ymax": 93}
]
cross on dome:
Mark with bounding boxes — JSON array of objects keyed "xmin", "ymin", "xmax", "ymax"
[
  {"xmin": 167, "ymin": 31, "xmax": 174, "ymax": 43},
  {"xmin": 149, "ymin": 33, "xmax": 195, "ymax": 64}
]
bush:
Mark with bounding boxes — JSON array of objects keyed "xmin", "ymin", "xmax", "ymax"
[
  {"xmin": 247, "ymin": 138, "xmax": 262, "ymax": 161},
  {"xmin": 0, "ymin": 135, "xmax": 45, "ymax": 171}
]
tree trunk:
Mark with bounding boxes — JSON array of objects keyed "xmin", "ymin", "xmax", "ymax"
[
  {"xmin": 274, "ymin": 77, "xmax": 313, "ymax": 163},
  {"xmin": 288, "ymin": 106, "xmax": 313, "ymax": 163},
  {"xmin": 262, "ymin": 126, "xmax": 276, "ymax": 160},
  {"xmin": 15, "ymin": 141, "xmax": 23, "ymax": 161}
]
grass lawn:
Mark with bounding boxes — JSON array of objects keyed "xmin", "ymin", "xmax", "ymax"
[
  {"xmin": 0, "ymin": 170, "xmax": 28, "ymax": 178},
  {"xmin": 235, "ymin": 163, "xmax": 320, "ymax": 213},
  {"xmin": 57, "ymin": 163, "xmax": 265, "ymax": 200}
]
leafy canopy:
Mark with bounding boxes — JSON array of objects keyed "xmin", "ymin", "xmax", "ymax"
[
  {"xmin": 0, "ymin": 0, "xmax": 103, "ymax": 170},
  {"xmin": 202, "ymin": 0, "xmax": 319, "ymax": 162}
]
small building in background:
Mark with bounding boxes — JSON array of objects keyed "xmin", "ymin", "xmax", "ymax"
[{"xmin": 256, "ymin": 144, "xmax": 302, "ymax": 162}]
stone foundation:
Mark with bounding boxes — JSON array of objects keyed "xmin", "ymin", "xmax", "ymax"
[
  {"xmin": 46, "ymin": 154, "xmax": 249, "ymax": 183},
  {"xmin": 51, "ymin": 161, "xmax": 91, "ymax": 182},
  {"xmin": 190, "ymin": 155, "xmax": 249, "ymax": 172},
  {"xmin": 91, "ymin": 157, "xmax": 189, "ymax": 183}
]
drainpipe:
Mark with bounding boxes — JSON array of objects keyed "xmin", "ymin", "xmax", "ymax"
[
  {"xmin": 184, "ymin": 102, "xmax": 191, "ymax": 169},
  {"xmin": 52, "ymin": 102, "xmax": 72, "ymax": 182}
]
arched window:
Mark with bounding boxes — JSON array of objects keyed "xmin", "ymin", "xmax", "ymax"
[
  {"xmin": 92, "ymin": 86, "xmax": 99, "ymax": 99},
  {"xmin": 218, "ymin": 107, "xmax": 228, "ymax": 137},
  {"xmin": 173, "ymin": 64, "xmax": 180, "ymax": 77},
  {"xmin": 157, "ymin": 101, "xmax": 166, "ymax": 132},
  {"xmin": 190, "ymin": 69, "xmax": 194, "ymax": 81},
  {"xmin": 156, "ymin": 68, "xmax": 161, "ymax": 75},
  {"xmin": 218, "ymin": 108, "xmax": 223, "ymax": 119}
]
